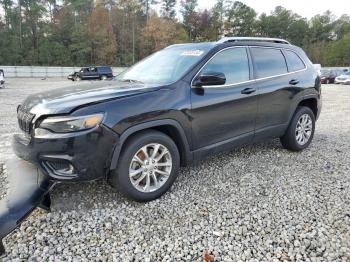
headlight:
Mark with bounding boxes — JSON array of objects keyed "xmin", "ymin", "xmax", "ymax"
[{"xmin": 35, "ymin": 113, "xmax": 104, "ymax": 136}]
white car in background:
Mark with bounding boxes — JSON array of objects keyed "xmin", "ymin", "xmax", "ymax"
[
  {"xmin": 0, "ymin": 69, "xmax": 4, "ymax": 88},
  {"xmin": 335, "ymin": 71, "xmax": 350, "ymax": 85}
]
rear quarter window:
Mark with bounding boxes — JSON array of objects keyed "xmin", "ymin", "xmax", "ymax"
[
  {"xmin": 283, "ymin": 50, "xmax": 306, "ymax": 72},
  {"xmin": 250, "ymin": 47, "xmax": 288, "ymax": 78},
  {"xmin": 98, "ymin": 67, "xmax": 112, "ymax": 72}
]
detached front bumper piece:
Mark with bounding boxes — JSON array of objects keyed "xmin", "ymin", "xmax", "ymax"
[{"xmin": 0, "ymin": 158, "xmax": 54, "ymax": 257}]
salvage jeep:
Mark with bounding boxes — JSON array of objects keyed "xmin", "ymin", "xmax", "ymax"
[{"xmin": 0, "ymin": 37, "xmax": 321, "ymax": 255}]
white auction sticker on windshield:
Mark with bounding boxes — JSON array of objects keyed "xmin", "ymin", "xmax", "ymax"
[{"xmin": 181, "ymin": 50, "xmax": 204, "ymax": 56}]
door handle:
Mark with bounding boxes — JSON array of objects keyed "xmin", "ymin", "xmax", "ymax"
[
  {"xmin": 289, "ymin": 79, "xmax": 299, "ymax": 85},
  {"xmin": 241, "ymin": 87, "xmax": 256, "ymax": 95}
]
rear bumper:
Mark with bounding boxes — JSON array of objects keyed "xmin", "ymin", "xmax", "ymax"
[
  {"xmin": 12, "ymin": 125, "xmax": 119, "ymax": 182},
  {"xmin": 0, "ymin": 158, "xmax": 54, "ymax": 257}
]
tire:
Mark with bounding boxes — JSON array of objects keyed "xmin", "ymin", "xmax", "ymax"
[
  {"xmin": 101, "ymin": 75, "xmax": 107, "ymax": 80},
  {"xmin": 75, "ymin": 76, "xmax": 81, "ymax": 81},
  {"xmin": 109, "ymin": 130, "xmax": 180, "ymax": 202},
  {"xmin": 280, "ymin": 106, "xmax": 315, "ymax": 151}
]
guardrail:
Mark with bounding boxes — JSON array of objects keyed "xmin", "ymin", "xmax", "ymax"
[
  {"xmin": 1, "ymin": 66, "xmax": 348, "ymax": 78},
  {"xmin": 0, "ymin": 66, "xmax": 127, "ymax": 78}
]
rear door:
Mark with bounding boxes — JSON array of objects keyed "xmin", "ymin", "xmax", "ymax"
[{"xmin": 250, "ymin": 47, "xmax": 297, "ymax": 137}]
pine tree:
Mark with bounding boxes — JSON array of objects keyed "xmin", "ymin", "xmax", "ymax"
[{"xmin": 161, "ymin": 0, "xmax": 176, "ymax": 19}]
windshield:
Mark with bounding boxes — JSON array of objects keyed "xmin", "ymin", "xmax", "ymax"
[{"xmin": 116, "ymin": 45, "xmax": 211, "ymax": 85}]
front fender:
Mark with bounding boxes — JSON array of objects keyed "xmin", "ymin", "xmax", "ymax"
[{"xmin": 109, "ymin": 119, "xmax": 193, "ymax": 170}]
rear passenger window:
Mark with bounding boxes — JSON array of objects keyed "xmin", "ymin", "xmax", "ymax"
[
  {"xmin": 201, "ymin": 47, "xmax": 250, "ymax": 85},
  {"xmin": 251, "ymin": 48, "xmax": 287, "ymax": 78},
  {"xmin": 284, "ymin": 50, "xmax": 306, "ymax": 72}
]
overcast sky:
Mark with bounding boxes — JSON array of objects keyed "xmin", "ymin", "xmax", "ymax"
[{"xmin": 195, "ymin": 0, "xmax": 350, "ymax": 19}]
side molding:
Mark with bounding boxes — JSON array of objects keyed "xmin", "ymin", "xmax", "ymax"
[{"xmin": 109, "ymin": 119, "xmax": 193, "ymax": 170}]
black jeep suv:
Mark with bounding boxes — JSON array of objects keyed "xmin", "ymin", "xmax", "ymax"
[
  {"xmin": 68, "ymin": 66, "xmax": 113, "ymax": 81},
  {"xmin": 13, "ymin": 37, "xmax": 321, "ymax": 202}
]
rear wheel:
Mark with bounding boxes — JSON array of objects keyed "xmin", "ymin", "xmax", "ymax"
[
  {"xmin": 280, "ymin": 106, "xmax": 315, "ymax": 151},
  {"xmin": 101, "ymin": 75, "xmax": 107, "ymax": 80},
  {"xmin": 109, "ymin": 130, "xmax": 180, "ymax": 202}
]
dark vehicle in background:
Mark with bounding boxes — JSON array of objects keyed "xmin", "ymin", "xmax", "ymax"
[
  {"xmin": 320, "ymin": 69, "xmax": 341, "ymax": 84},
  {"xmin": 68, "ymin": 66, "xmax": 113, "ymax": 81},
  {"xmin": 0, "ymin": 69, "xmax": 4, "ymax": 88},
  {"xmin": 1, "ymin": 37, "xmax": 322, "ymax": 255}
]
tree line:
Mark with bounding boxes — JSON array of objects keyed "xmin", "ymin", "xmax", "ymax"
[{"xmin": 0, "ymin": 0, "xmax": 349, "ymax": 67}]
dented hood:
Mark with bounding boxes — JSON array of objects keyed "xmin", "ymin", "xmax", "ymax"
[{"xmin": 21, "ymin": 80, "xmax": 160, "ymax": 115}]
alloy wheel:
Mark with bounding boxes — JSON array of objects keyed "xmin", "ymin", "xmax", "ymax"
[
  {"xmin": 295, "ymin": 113, "xmax": 313, "ymax": 145},
  {"xmin": 129, "ymin": 143, "xmax": 172, "ymax": 193}
]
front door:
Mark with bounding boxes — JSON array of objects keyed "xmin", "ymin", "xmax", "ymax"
[{"xmin": 190, "ymin": 47, "xmax": 258, "ymax": 150}]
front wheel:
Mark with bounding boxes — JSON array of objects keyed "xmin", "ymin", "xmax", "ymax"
[
  {"xmin": 109, "ymin": 130, "xmax": 180, "ymax": 202},
  {"xmin": 280, "ymin": 106, "xmax": 315, "ymax": 151}
]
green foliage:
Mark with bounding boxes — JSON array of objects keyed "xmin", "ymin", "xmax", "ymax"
[
  {"xmin": 225, "ymin": 1, "xmax": 257, "ymax": 36},
  {"xmin": 325, "ymin": 33, "xmax": 350, "ymax": 66},
  {"xmin": 257, "ymin": 6, "xmax": 309, "ymax": 45},
  {"xmin": 0, "ymin": 0, "xmax": 349, "ymax": 66}
]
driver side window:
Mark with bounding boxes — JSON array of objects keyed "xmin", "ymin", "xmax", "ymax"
[{"xmin": 201, "ymin": 47, "xmax": 250, "ymax": 86}]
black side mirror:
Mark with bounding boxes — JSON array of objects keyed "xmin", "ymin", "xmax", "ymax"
[{"xmin": 193, "ymin": 71, "xmax": 226, "ymax": 87}]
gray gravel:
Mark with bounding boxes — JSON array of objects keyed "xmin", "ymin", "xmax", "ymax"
[{"xmin": 1, "ymin": 79, "xmax": 350, "ymax": 261}]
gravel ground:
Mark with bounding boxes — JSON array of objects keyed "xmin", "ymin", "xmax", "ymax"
[{"xmin": 0, "ymin": 79, "xmax": 350, "ymax": 261}]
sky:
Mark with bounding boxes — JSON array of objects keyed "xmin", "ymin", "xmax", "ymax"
[{"xmin": 195, "ymin": 0, "xmax": 350, "ymax": 19}]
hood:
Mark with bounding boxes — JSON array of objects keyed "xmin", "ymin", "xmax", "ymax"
[{"xmin": 21, "ymin": 81, "xmax": 160, "ymax": 115}]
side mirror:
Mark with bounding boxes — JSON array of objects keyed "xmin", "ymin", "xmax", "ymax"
[{"xmin": 192, "ymin": 71, "xmax": 226, "ymax": 87}]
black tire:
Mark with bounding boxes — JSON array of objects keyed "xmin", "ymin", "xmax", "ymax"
[
  {"xmin": 109, "ymin": 130, "xmax": 180, "ymax": 202},
  {"xmin": 280, "ymin": 106, "xmax": 315, "ymax": 151}
]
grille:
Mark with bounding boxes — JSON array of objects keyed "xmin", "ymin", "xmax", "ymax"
[{"xmin": 17, "ymin": 105, "xmax": 35, "ymax": 134}]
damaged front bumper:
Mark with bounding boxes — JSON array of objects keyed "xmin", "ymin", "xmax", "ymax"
[{"xmin": 0, "ymin": 158, "xmax": 54, "ymax": 257}]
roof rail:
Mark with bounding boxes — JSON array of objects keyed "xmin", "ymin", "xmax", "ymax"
[{"xmin": 217, "ymin": 37, "xmax": 291, "ymax": 45}]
